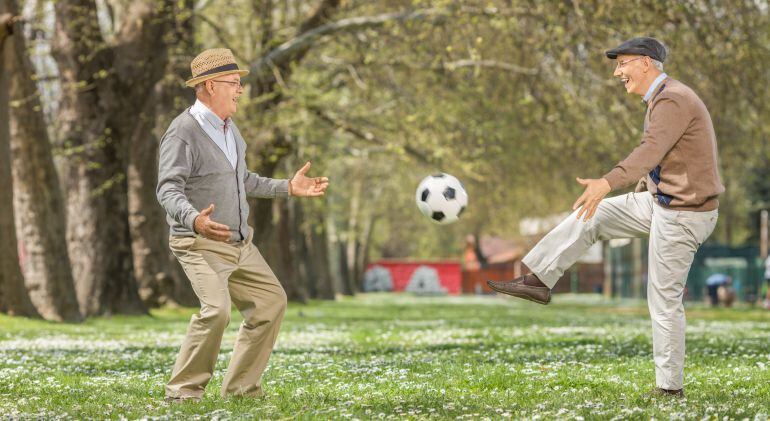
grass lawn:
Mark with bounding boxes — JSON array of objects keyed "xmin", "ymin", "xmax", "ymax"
[{"xmin": 0, "ymin": 293, "xmax": 768, "ymax": 419}]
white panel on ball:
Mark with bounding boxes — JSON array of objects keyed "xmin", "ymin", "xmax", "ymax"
[{"xmin": 414, "ymin": 173, "xmax": 468, "ymax": 224}]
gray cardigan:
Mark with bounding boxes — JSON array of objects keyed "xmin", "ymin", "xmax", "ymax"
[{"xmin": 157, "ymin": 110, "xmax": 289, "ymax": 241}]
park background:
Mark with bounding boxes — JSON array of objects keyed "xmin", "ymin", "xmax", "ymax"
[{"xmin": 0, "ymin": 0, "xmax": 768, "ymax": 418}]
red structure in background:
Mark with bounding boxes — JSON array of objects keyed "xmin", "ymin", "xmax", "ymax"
[
  {"xmin": 462, "ymin": 235, "xmax": 524, "ymax": 294},
  {"xmin": 365, "ymin": 260, "xmax": 462, "ymax": 294}
]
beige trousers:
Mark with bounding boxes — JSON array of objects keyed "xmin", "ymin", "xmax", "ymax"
[
  {"xmin": 523, "ymin": 192, "xmax": 717, "ymax": 390},
  {"xmin": 165, "ymin": 229, "xmax": 287, "ymax": 399}
]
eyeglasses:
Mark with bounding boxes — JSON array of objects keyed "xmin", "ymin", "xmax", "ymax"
[
  {"xmin": 615, "ymin": 57, "xmax": 646, "ymax": 69},
  {"xmin": 211, "ymin": 80, "xmax": 243, "ymax": 88}
]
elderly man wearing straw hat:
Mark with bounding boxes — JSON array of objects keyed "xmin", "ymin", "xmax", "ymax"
[{"xmin": 157, "ymin": 48, "xmax": 329, "ymax": 402}]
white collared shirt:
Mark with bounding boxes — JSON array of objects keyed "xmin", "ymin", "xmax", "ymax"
[
  {"xmin": 189, "ymin": 99, "xmax": 237, "ymax": 169},
  {"xmin": 643, "ymin": 72, "xmax": 668, "ymax": 103}
]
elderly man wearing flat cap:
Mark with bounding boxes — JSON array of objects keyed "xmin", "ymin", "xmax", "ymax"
[
  {"xmin": 488, "ymin": 37, "xmax": 723, "ymax": 397},
  {"xmin": 157, "ymin": 48, "xmax": 329, "ymax": 402}
]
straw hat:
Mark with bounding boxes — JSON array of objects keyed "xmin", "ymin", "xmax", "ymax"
[{"xmin": 185, "ymin": 48, "xmax": 249, "ymax": 88}]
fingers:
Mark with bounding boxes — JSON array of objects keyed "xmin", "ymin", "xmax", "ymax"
[
  {"xmin": 586, "ymin": 202, "xmax": 600, "ymax": 221},
  {"xmin": 198, "ymin": 205, "xmax": 230, "ymax": 240},
  {"xmin": 209, "ymin": 232, "xmax": 231, "ymax": 242},
  {"xmin": 204, "ymin": 223, "xmax": 231, "ymax": 241},
  {"xmin": 297, "ymin": 161, "xmax": 311, "ymax": 176},
  {"xmin": 583, "ymin": 202, "xmax": 598, "ymax": 222},
  {"xmin": 581, "ymin": 199, "xmax": 601, "ymax": 222},
  {"xmin": 200, "ymin": 203, "xmax": 215, "ymax": 216},
  {"xmin": 572, "ymin": 193, "xmax": 587, "ymax": 211},
  {"xmin": 576, "ymin": 204, "xmax": 586, "ymax": 221},
  {"xmin": 207, "ymin": 220, "xmax": 230, "ymax": 232},
  {"xmin": 581, "ymin": 202, "xmax": 592, "ymax": 222},
  {"xmin": 576, "ymin": 177, "xmax": 588, "ymax": 186}
]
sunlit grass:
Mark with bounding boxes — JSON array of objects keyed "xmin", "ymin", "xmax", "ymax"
[{"xmin": 1, "ymin": 294, "xmax": 768, "ymax": 419}]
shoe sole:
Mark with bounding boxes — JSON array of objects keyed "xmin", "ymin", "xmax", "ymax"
[{"xmin": 487, "ymin": 283, "xmax": 551, "ymax": 305}]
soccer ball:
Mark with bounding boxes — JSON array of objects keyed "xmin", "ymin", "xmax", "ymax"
[{"xmin": 415, "ymin": 173, "xmax": 468, "ymax": 224}]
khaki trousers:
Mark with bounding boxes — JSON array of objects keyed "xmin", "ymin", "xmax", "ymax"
[
  {"xmin": 522, "ymin": 192, "xmax": 717, "ymax": 390},
  {"xmin": 165, "ymin": 229, "xmax": 287, "ymax": 399}
]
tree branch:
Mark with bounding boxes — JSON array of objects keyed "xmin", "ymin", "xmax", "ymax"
[
  {"xmin": 306, "ymin": 104, "xmax": 433, "ymax": 165},
  {"xmin": 331, "ymin": 57, "xmax": 539, "ymax": 75},
  {"xmin": 195, "ymin": 12, "xmax": 248, "ymax": 63},
  {"xmin": 246, "ymin": 8, "xmax": 446, "ymax": 87},
  {"xmin": 298, "ymin": 0, "xmax": 340, "ymax": 34},
  {"xmin": 52, "ymin": 0, "xmax": 110, "ymax": 79},
  {"xmin": 0, "ymin": 13, "xmax": 20, "ymax": 43},
  {"xmin": 112, "ymin": 0, "xmax": 176, "ymax": 86},
  {"xmin": 443, "ymin": 59, "xmax": 538, "ymax": 75},
  {"xmin": 245, "ymin": 0, "xmax": 344, "ymax": 99}
]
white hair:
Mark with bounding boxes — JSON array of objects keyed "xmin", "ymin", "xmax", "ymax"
[{"xmin": 651, "ymin": 59, "xmax": 664, "ymax": 71}]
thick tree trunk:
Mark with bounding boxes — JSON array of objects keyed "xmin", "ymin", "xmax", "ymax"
[
  {"xmin": 128, "ymin": 0, "xmax": 197, "ymax": 308},
  {"xmin": 51, "ymin": 0, "xmax": 174, "ymax": 315},
  {"xmin": 5, "ymin": 1, "xmax": 81, "ymax": 321},
  {"xmin": 128, "ymin": 88, "xmax": 194, "ymax": 307},
  {"xmin": 0, "ymin": 8, "xmax": 39, "ymax": 318}
]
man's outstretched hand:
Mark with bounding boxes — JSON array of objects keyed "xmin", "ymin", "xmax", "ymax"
[
  {"xmin": 194, "ymin": 204, "xmax": 231, "ymax": 242},
  {"xmin": 572, "ymin": 177, "xmax": 611, "ymax": 222},
  {"xmin": 289, "ymin": 162, "xmax": 329, "ymax": 197}
]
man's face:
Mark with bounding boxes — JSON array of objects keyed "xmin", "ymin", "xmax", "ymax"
[
  {"xmin": 206, "ymin": 73, "xmax": 243, "ymax": 120},
  {"xmin": 613, "ymin": 54, "xmax": 649, "ymax": 96}
]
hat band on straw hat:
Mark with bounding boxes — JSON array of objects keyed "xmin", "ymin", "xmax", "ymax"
[{"xmin": 197, "ymin": 63, "xmax": 240, "ymax": 77}]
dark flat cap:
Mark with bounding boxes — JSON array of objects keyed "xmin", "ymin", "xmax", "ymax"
[{"xmin": 605, "ymin": 37, "xmax": 667, "ymax": 62}]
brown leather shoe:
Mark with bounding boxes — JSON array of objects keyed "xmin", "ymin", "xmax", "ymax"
[
  {"xmin": 646, "ymin": 387, "xmax": 685, "ymax": 398},
  {"xmin": 487, "ymin": 274, "xmax": 551, "ymax": 305}
]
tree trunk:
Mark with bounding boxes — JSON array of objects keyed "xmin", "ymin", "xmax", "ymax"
[
  {"xmin": 5, "ymin": 0, "xmax": 81, "ymax": 321},
  {"xmin": 281, "ymin": 199, "xmax": 308, "ymax": 302},
  {"xmin": 249, "ymin": 130, "xmax": 314, "ymax": 301},
  {"xmin": 291, "ymin": 200, "xmax": 312, "ymax": 297},
  {"xmin": 345, "ymin": 177, "xmax": 362, "ymax": 293},
  {"xmin": 51, "ymin": 0, "xmax": 175, "ymax": 315},
  {"xmin": 325, "ymin": 199, "xmax": 347, "ymax": 295},
  {"xmin": 128, "ymin": 85, "xmax": 195, "ymax": 307},
  {"xmin": 355, "ymin": 213, "xmax": 377, "ymax": 291},
  {"xmin": 127, "ymin": 0, "xmax": 197, "ymax": 308},
  {"xmin": 0, "ymin": 8, "xmax": 39, "ymax": 318},
  {"xmin": 306, "ymin": 209, "xmax": 335, "ymax": 299}
]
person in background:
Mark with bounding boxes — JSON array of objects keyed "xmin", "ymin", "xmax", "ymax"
[{"xmin": 705, "ymin": 273, "xmax": 729, "ymax": 307}]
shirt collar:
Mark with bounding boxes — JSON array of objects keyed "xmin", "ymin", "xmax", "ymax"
[
  {"xmin": 191, "ymin": 99, "xmax": 230, "ymax": 132},
  {"xmin": 643, "ymin": 73, "xmax": 667, "ymax": 103}
]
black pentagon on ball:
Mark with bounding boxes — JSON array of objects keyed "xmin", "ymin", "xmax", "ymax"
[
  {"xmin": 443, "ymin": 186, "xmax": 456, "ymax": 200},
  {"xmin": 431, "ymin": 211, "xmax": 445, "ymax": 221},
  {"xmin": 420, "ymin": 189, "xmax": 430, "ymax": 202}
]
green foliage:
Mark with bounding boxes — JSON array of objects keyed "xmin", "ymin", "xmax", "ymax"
[
  {"xmin": 175, "ymin": 0, "xmax": 770, "ymax": 256},
  {"xmin": 1, "ymin": 295, "xmax": 768, "ymax": 418}
]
